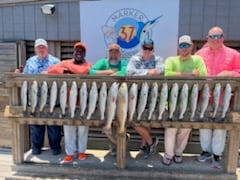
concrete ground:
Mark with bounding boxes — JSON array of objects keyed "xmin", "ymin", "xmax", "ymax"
[{"xmin": 0, "ymin": 147, "xmax": 239, "ymax": 179}]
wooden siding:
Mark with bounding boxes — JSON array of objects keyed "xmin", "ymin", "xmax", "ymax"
[
  {"xmin": 0, "ymin": 1, "xmax": 240, "ymax": 41},
  {"xmin": 0, "ymin": 1, "xmax": 80, "ymax": 41},
  {"xmin": 179, "ymin": 0, "xmax": 240, "ymax": 40},
  {"xmin": 0, "ymin": 42, "xmax": 18, "ymax": 80}
]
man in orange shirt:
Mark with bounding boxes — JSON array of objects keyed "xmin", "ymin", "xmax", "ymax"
[{"xmin": 48, "ymin": 42, "xmax": 91, "ymax": 163}]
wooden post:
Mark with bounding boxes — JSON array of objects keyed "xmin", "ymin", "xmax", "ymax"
[
  {"xmin": 116, "ymin": 130, "xmax": 126, "ymax": 169},
  {"xmin": 224, "ymin": 128, "xmax": 240, "ymax": 173},
  {"xmin": 224, "ymin": 85, "xmax": 240, "ymax": 173},
  {"xmin": 12, "ymin": 119, "xmax": 25, "ymax": 163}
]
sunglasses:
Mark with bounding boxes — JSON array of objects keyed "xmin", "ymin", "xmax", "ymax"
[
  {"xmin": 179, "ymin": 43, "xmax": 191, "ymax": 49},
  {"xmin": 208, "ymin": 34, "xmax": 223, "ymax": 39},
  {"xmin": 142, "ymin": 46, "xmax": 153, "ymax": 51}
]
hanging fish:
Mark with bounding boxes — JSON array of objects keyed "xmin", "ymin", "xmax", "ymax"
[
  {"xmin": 86, "ymin": 81, "xmax": 98, "ymax": 120},
  {"xmin": 59, "ymin": 81, "xmax": 67, "ymax": 116},
  {"xmin": 39, "ymin": 81, "xmax": 48, "ymax": 112},
  {"xmin": 190, "ymin": 83, "xmax": 199, "ymax": 121},
  {"xmin": 212, "ymin": 83, "xmax": 221, "ymax": 118},
  {"xmin": 117, "ymin": 83, "xmax": 128, "ymax": 134},
  {"xmin": 221, "ymin": 83, "xmax": 232, "ymax": 118},
  {"xmin": 128, "ymin": 83, "xmax": 138, "ymax": 122},
  {"xmin": 169, "ymin": 83, "xmax": 179, "ymax": 120},
  {"xmin": 148, "ymin": 82, "xmax": 158, "ymax": 120},
  {"xmin": 31, "ymin": 80, "xmax": 38, "ymax": 113},
  {"xmin": 69, "ymin": 81, "xmax": 78, "ymax": 118},
  {"xmin": 49, "ymin": 81, "xmax": 58, "ymax": 114},
  {"xmin": 179, "ymin": 83, "xmax": 189, "ymax": 120},
  {"xmin": 21, "ymin": 80, "xmax": 28, "ymax": 112},
  {"xmin": 137, "ymin": 82, "xmax": 149, "ymax": 120},
  {"xmin": 99, "ymin": 82, "xmax": 107, "ymax": 120},
  {"xmin": 79, "ymin": 82, "xmax": 88, "ymax": 117},
  {"xmin": 199, "ymin": 84, "xmax": 210, "ymax": 119},
  {"xmin": 102, "ymin": 82, "xmax": 119, "ymax": 134},
  {"xmin": 158, "ymin": 83, "xmax": 168, "ymax": 120}
]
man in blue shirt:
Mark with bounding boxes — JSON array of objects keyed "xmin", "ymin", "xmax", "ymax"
[{"xmin": 21, "ymin": 38, "xmax": 62, "ymax": 155}]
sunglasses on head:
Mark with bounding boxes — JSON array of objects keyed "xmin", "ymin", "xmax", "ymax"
[
  {"xmin": 208, "ymin": 34, "xmax": 223, "ymax": 39},
  {"xmin": 142, "ymin": 46, "xmax": 153, "ymax": 51},
  {"xmin": 179, "ymin": 43, "xmax": 191, "ymax": 49}
]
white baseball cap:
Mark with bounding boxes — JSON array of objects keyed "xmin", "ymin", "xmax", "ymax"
[
  {"xmin": 178, "ymin": 35, "xmax": 192, "ymax": 44},
  {"xmin": 34, "ymin": 38, "xmax": 48, "ymax": 48}
]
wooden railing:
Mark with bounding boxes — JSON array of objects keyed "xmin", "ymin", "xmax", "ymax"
[{"xmin": 3, "ymin": 73, "xmax": 240, "ymax": 173}]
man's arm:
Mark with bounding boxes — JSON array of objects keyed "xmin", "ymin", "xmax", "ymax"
[
  {"xmin": 164, "ymin": 57, "xmax": 178, "ymax": 76},
  {"xmin": 195, "ymin": 56, "xmax": 207, "ymax": 76},
  {"xmin": 154, "ymin": 56, "xmax": 165, "ymax": 75},
  {"xmin": 115, "ymin": 59, "xmax": 127, "ymax": 76},
  {"xmin": 89, "ymin": 59, "xmax": 114, "ymax": 75},
  {"xmin": 126, "ymin": 56, "xmax": 148, "ymax": 75},
  {"xmin": 218, "ymin": 51, "xmax": 240, "ymax": 76}
]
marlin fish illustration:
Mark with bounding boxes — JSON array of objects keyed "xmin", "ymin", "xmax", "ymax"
[{"xmin": 139, "ymin": 15, "xmax": 163, "ymax": 39}]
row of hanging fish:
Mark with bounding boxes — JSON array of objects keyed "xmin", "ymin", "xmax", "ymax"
[{"xmin": 21, "ymin": 81, "xmax": 233, "ymax": 126}]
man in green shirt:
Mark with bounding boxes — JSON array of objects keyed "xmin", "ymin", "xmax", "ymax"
[
  {"xmin": 89, "ymin": 43, "xmax": 127, "ymax": 76},
  {"xmin": 89, "ymin": 43, "xmax": 128, "ymax": 156},
  {"xmin": 162, "ymin": 35, "xmax": 207, "ymax": 165}
]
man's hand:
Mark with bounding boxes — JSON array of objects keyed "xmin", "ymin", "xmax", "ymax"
[
  {"xmin": 14, "ymin": 65, "xmax": 23, "ymax": 73},
  {"xmin": 63, "ymin": 68, "xmax": 73, "ymax": 74},
  {"xmin": 41, "ymin": 71, "xmax": 48, "ymax": 74},
  {"xmin": 97, "ymin": 69, "xmax": 116, "ymax": 75},
  {"xmin": 217, "ymin": 70, "xmax": 234, "ymax": 76},
  {"xmin": 147, "ymin": 69, "xmax": 159, "ymax": 75},
  {"xmin": 191, "ymin": 69, "xmax": 199, "ymax": 76}
]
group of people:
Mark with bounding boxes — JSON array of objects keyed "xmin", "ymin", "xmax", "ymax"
[{"xmin": 17, "ymin": 26, "xmax": 240, "ymax": 169}]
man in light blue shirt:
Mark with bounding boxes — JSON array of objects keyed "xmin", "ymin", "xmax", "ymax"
[{"xmin": 22, "ymin": 38, "xmax": 62, "ymax": 155}]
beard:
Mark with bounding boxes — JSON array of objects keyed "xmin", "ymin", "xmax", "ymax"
[{"xmin": 109, "ymin": 59, "xmax": 119, "ymax": 65}]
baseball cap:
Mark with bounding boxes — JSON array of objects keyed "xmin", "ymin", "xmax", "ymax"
[
  {"xmin": 34, "ymin": 38, "xmax": 48, "ymax": 48},
  {"xmin": 74, "ymin": 42, "xmax": 87, "ymax": 51},
  {"xmin": 142, "ymin": 39, "xmax": 154, "ymax": 47},
  {"xmin": 178, "ymin": 35, "xmax": 192, "ymax": 44},
  {"xmin": 108, "ymin": 43, "xmax": 120, "ymax": 51}
]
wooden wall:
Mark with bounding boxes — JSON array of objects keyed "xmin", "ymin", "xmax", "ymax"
[{"xmin": 1, "ymin": 0, "xmax": 240, "ymax": 41}]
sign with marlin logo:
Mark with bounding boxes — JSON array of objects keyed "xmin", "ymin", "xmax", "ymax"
[
  {"xmin": 80, "ymin": 0, "xmax": 179, "ymax": 63},
  {"xmin": 102, "ymin": 8, "xmax": 162, "ymax": 49}
]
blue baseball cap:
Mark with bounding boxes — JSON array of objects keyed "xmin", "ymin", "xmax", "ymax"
[{"xmin": 142, "ymin": 39, "xmax": 154, "ymax": 47}]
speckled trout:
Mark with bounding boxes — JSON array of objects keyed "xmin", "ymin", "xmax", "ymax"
[
  {"xmin": 49, "ymin": 81, "xmax": 57, "ymax": 114},
  {"xmin": 179, "ymin": 83, "xmax": 189, "ymax": 119},
  {"xmin": 128, "ymin": 83, "xmax": 138, "ymax": 122},
  {"xmin": 21, "ymin": 80, "xmax": 28, "ymax": 112},
  {"xmin": 169, "ymin": 83, "xmax": 179, "ymax": 120},
  {"xmin": 99, "ymin": 82, "xmax": 107, "ymax": 120},
  {"xmin": 199, "ymin": 84, "xmax": 210, "ymax": 119},
  {"xmin": 221, "ymin": 83, "xmax": 232, "ymax": 118},
  {"xmin": 158, "ymin": 83, "xmax": 168, "ymax": 120},
  {"xmin": 87, "ymin": 81, "xmax": 98, "ymax": 120},
  {"xmin": 117, "ymin": 83, "xmax": 128, "ymax": 134},
  {"xmin": 39, "ymin": 81, "xmax": 48, "ymax": 112},
  {"xmin": 103, "ymin": 82, "xmax": 119, "ymax": 134},
  {"xmin": 59, "ymin": 81, "xmax": 67, "ymax": 116},
  {"xmin": 69, "ymin": 81, "xmax": 78, "ymax": 118},
  {"xmin": 31, "ymin": 80, "xmax": 38, "ymax": 113},
  {"xmin": 148, "ymin": 82, "xmax": 158, "ymax": 120},
  {"xmin": 79, "ymin": 82, "xmax": 88, "ymax": 116},
  {"xmin": 137, "ymin": 82, "xmax": 149, "ymax": 120}
]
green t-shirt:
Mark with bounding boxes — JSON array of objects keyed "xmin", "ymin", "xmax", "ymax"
[
  {"xmin": 89, "ymin": 58, "xmax": 127, "ymax": 76},
  {"xmin": 164, "ymin": 55, "xmax": 207, "ymax": 76}
]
